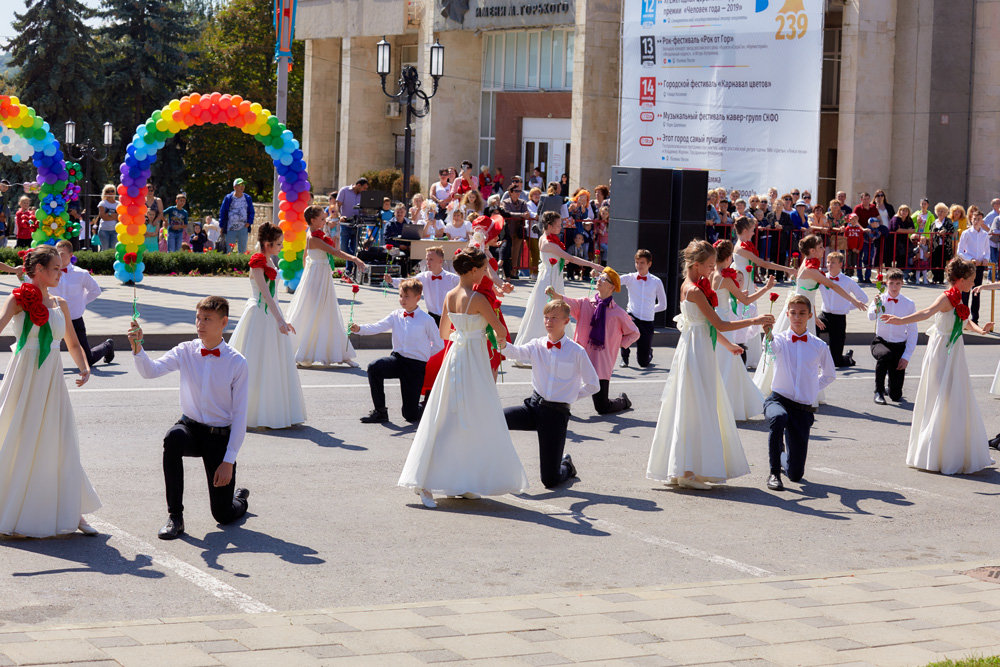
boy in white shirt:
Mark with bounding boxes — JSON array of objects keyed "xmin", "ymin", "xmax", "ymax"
[
  {"xmin": 503, "ymin": 300, "xmax": 600, "ymax": 488},
  {"xmin": 128, "ymin": 296, "xmax": 250, "ymax": 540},
  {"xmin": 866, "ymin": 268, "xmax": 917, "ymax": 405},
  {"xmin": 50, "ymin": 240, "xmax": 115, "ymax": 366},
  {"xmin": 352, "ymin": 279, "xmax": 444, "ymax": 424},
  {"xmin": 817, "ymin": 251, "xmax": 868, "ymax": 367},
  {"xmin": 389, "ymin": 246, "xmax": 459, "ymax": 326},
  {"xmin": 763, "ymin": 295, "xmax": 836, "ymax": 491},
  {"xmin": 619, "ymin": 249, "xmax": 667, "ymax": 368}
]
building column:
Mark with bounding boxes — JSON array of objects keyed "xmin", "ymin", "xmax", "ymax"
[
  {"xmin": 302, "ymin": 37, "xmax": 342, "ymax": 195},
  {"xmin": 569, "ymin": 0, "xmax": 620, "ymax": 193},
  {"xmin": 968, "ymin": 0, "xmax": 1000, "ymax": 205},
  {"xmin": 338, "ymin": 36, "xmax": 397, "ymax": 190},
  {"xmin": 836, "ymin": 0, "xmax": 897, "ymax": 203}
]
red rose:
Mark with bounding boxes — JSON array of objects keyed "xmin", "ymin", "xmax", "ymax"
[
  {"xmin": 351, "ymin": 284, "xmax": 360, "ymax": 294},
  {"xmin": 792, "ymin": 252, "xmax": 799, "ymax": 257},
  {"xmin": 876, "ymin": 273, "xmax": 884, "ymax": 282},
  {"xmin": 248, "ymin": 253, "xmax": 268, "ymax": 269},
  {"xmin": 12, "ymin": 283, "xmax": 41, "ymax": 310},
  {"xmin": 385, "ymin": 243, "xmax": 394, "ymax": 250},
  {"xmin": 123, "ymin": 252, "xmax": 138, "ymax": 264},
  {"xmin": 17, "ymin": 249, "xmax": 29, "ymax": 261},
  {"xmin": 956, "ymin": 303, "xmax": 970, "ymax": 321},
  {"xmin": 28, "ymin": 304, "xmax": 49, "ymax": 326}
]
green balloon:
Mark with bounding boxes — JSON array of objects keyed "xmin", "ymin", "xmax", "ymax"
[{"xmin": 116, "ymin": 243, "xmax": 126, "ymax": 254}]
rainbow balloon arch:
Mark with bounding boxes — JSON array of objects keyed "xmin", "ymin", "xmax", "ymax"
[
  {"xmin": 116, "ymin": 92, "xmax": 311, "ymax": 286},
  {"xmin": 0, "ymin": 96, "xmax": 84, "ymax": 246}
]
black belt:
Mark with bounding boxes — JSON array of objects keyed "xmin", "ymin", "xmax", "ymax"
[
  {"xmin": 180, "ymin": 416, "xmax": 231, "ymax": 436},
  {"xmin": 770, "ymin": 392, "xmax": 816, "ymax": 414},
  {"xmin": 531, "ymin": 391, "xmax": 570, "ymax": 412}
]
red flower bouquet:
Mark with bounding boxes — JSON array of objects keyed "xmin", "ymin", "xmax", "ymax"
[
  {"xmin": 248, "ymin": 253, "xmax": 277, "ymax": 281},
  {"xmin": 695, "ymin": 276, "xmax": 718, "ymax": 307},
  {"xmin": 12, "ymin": 284, "xmax": 48, "ymax": 326},
  {"xmin": 123, "ymin": 252, "xmax": 138, "ymax": 265}
]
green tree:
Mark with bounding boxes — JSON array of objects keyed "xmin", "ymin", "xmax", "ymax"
[{"xmin": 182, "ymin": 0, "xmax": 304, "ymax": 214}]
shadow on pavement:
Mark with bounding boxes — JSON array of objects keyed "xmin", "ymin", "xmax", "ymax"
[
  {"xmin": 6, "ymin": 534, "xmax": 165, "ymax": 579},
  {"xmin": 408, "ymin": 496, "xmax": 614, "ymax": 537},
  {"xmin": 181, "ymin": 515, "xmax": 326, "ymax": 571},
  {"xmin": 522, "ymin": 488, "xmax": 663, "ymax": 518},
  {"xmin": 261, "ymin": 424, "xmax": 367, "ymax": 451}
]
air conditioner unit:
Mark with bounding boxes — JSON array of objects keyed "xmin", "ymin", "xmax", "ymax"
[{"xmin": 386, "ymin": 102, "xmax": 401, "ymax": 118}]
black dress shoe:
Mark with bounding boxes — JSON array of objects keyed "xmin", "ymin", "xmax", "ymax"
[
  {"xmin": 989, "ymin": 434, "xmax": 1000, "ymax": 450},
  {"xmin": 561, "ymin": 454, "xmax": 577, "ymax": 479},
  {"xmin": 619, "ymin": 393, "xmax": 632, "ymax": 410},
  {"xmin": 235, "ymin": 488, "xmax": 250, "ymax": 502},
  {"xmin": 874, "ymin": 391, "xmax": 887, "ymax": 405},
  {"xmin": 158, "ymin": 516, "xmax": 184, "ymax": 540},
  {"xmin": 767, "ymin": 473, "xmax": 784, "ymax": 491},
  {"xmin": 620, "ymin": 360, "xmax": 629, "ymax": 368},
  {"xmin": 360, "ymin": 408, "xmax": 389, "ymax": 423},
  {"xmin": 844, "ymin": 350, "xmax": 854, "ymax": 362},
  {"xmin": 103, "ymin": 342, "xmax": 115, "ymax": 364}
]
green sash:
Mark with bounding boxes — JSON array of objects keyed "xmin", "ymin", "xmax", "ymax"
[
  {"xmin": 709, "ymin": 324, "xmax": 717, "ymax": 350},
  {"xmin": 947, "ymin": 312, "xmax": 963, "ymax": 349},
  {"xmin": 256, "ymin": 279, "xmax": 276, "ymax": 314},
  {"xmin": 16, "ymin": 316, "xmax": 53, "ymax": 368}
]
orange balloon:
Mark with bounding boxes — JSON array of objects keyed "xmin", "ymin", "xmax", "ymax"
[{"xmin": 189, "ymin": 92, "xmax": 202, "ymax": 105}]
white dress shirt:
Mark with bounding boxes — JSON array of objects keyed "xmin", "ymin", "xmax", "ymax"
[
  {"xmin": 356, "ymin": 308, "xmax": 443, "ymax": 362},
  {"xmin": 50, "ymin": 265, "xmax": 101, "ymax": 320},
  {"xmin": 502, "ymin": 335, "xmax": 600, "ymax": 404},
  {"xmin": 134, "ymin": 340, "xmax": 249, "ymax": 463},
  {"xmin": 769, "ymin": 330, "xmax": 836, "ymax": 406},
  {"xmin": 620, "ymin": 272, "xmax": 667, "ymax": 322},
  {"xmin": 392, "ymin": 270, "xmax": 459, "ymax": 316},
  {"xmin": 819, "ymin": 272, "xmax": 868, "ymax": 315},
  {"xmin": 867, "ymin": 293, "xmax": 918, "ymax": 360},
  {"xmin": 957, "ymin": 226, "xmax": 990, "ymax": 262}
]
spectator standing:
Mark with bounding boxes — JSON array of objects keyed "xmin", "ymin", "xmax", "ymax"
[
  {"xmin": 527, "ymin": 167, "xmax": 544, "ymax": 191},
  {"xmin": 861, "ymin": 216, "xmax": 888, "ymax": 283},
  {"xmin": 951, "ymin": 203, "xmax": 968, "ymax": 239},
  {"xmin": 986, "ymin": 198, "xmax": 1000, "ymax": 281},
  {"xmin": 558, "ymin": 173, "xmax": 570, "ymax": 197},
  {"xmin": 706, "ymin": 190, "xmax": 721, "ymax": 244},
  {"xmin": 835, "ymin": 190, "xmax": 852, "ymax": 217},
  {"xmin": 451, "ymin": 161, "xmax": 477, "ymax": 199},
  {"xmin": 852, "ymin": 192, "xmax": 878, "ymax": 231},
  {"xmin": 957, "ymin": 209, "xmax": 990, "ymax": 323},
  {"xmin": 335, "ymin": 177, "xmax": 368, "ymax": 258},
  {"xmin": 204, "ymin": 215, "xmax": 222, "ymax": 251},
  {"xmin": 500, "ymin": 185, "xmax": 529, "ymax": 279},
  {"xmin": 494, "ymin": 166, "xmax": 505, "ymax": 193},
  {"xmin": 478, "ymin": 165, "xmax": 494, "ymax": 197},
  {"xmin": 538, "ymin": 181, "xmax": 570, "ymax": 242},
  {"xmin": 594, "ymin": 205, "xmax": 609, "ymax": 264},
  {"xmin": 912, "ymin": 198, "xmax": 935, "ymax": 237},
  {"xmin": 96, "ymin": 185, "xmax": 118, "ymax": 251},
  {"xmin": 930, "ymin": 203, "xmax": 954, "ymax": 284},
  {"xmin": 163, "ymin": 194, "xmax": 189, "ymax": 252},
  {"xmin": 190, "ymin": 222, "xmax": 208, "ymax": 253},
  {"xmin": 842, "ymin": 214, "xmax": 865, "ymax": 277},
  {"xmin": 144, "ymin": 183, "xmax": 164, "ymax": 254},
  {"xmin": 889, "ymin": 204, "xmax": 915, "ymax": 277},
  {"xmin": 789, "ymin": 199, "xmax": 809, "ymax": 254},
  {"xmin": 219, "ymin": 178, "xmax": 255, "ymax": 254},
  {"xmin": 873, "ymin": 189, "xmax": 895, "ymax": 227},
  {"xmin": 429, "ymin": 169, "xmax": 453, "ymax": 220},
  {"xmin": 525, "ymin": 187, "xmax": 542, "ymax": 276}
]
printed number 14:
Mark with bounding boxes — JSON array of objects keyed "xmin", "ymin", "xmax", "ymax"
[{"xmin": 775, "ymin": 12, "xmax": 808, "ymax": 40}]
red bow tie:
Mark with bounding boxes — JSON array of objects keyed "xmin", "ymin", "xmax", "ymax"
[
  {"xmin": 547, "ymin": 340, "xmax": 561, "ymax": 350},
  {"xmin": 403, "ymin": 311, "xmax": 414, "ymax": 318},
  {"xmin": 636, "ymin": 275, "xmax": 647, "ymax": 281},
  {"xmin": 61, "ymin": 267, "xmax": 69, "ymax": 273},
  {"xmin": 431, "ymin": 275, "xmax": 442, "ymax": 280},
  {"xmin": 791, "ymin": 334, "xmax": 808, "ymax": 343},
  {"xmin": 201, "ymin": 348, "xmax": 221, "ymax": 357},
  {"xmin": 830, "ymin": 276, "xmax": 839, "ymax": 281},
  {"xmin": 887, "ymin": 297, "xmax": 898, "ymax": 303}
]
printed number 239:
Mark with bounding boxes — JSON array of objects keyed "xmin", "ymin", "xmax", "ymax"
[{"xmin": 775, "ymin": 12, "xmax": 807, "ymax": 40}]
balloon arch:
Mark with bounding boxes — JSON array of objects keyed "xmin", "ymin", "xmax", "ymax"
[
  {"xmin": 0, "ymin": 95, "xmax": 84, "ymax": 246},
  {"xmin": 115, "ymin": 92, "xmax": 311, "ymax": 286}
]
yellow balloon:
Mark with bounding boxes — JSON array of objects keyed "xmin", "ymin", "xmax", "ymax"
[
  {"xmin": 125, "ymin": 244, "xmax": 141, "ymax": 253},
  {"xmin": 9, "ymin": 96, "xmax": 20, "ymax": 106},
  {"xmin": 115, "ymin": 223, "xmax": 127, "ymax": 235},
  {"xmin": 250, "ymin": 102, "xmax": 262, "ymax": 114}
]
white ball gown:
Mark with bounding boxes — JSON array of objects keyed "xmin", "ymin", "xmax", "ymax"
[
  {"xmin": 399, "ymin": 307, "xmax": 529, "ymax": 496},
  {"xmin": 0, "ymin": 307, "xmax": 101, "ymax": 537},
  {"xmin": 647, "ymin": 299, "xmax": 750, "ymax": 484},
  {"xmin": 229, "ymin": 275, "xmax": 306, "ymax": 428},
  {"xmin": 754, "ymin": 275, "xmax": 824, "ymax": 405},
  {"xmin": 512, "ymin": 248, "xmax": 573, "ymax": 365},
  {"xmin": 287, "ymin": 248, "xmax": 357, "ymax": 366},
  {"xmin": 906, "ymin": 309, "xmax": 993, "ymax": 474},
  {"xmin": 715, "ymin": 286, "xmax": 764, "ymax": 420},
  {"xmin": 735, "ymin": 257, "xmax": 763, "ymax": 369}
]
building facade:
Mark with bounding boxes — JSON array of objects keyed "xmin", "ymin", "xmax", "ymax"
[{"xmin": 297, "ymin": 0, "xmax": 1000, "ymax": 208}]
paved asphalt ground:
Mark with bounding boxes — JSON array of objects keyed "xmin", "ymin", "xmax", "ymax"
[{"xmin": 1, "ymin": 341, "xmax": 999, "ymax": 632}]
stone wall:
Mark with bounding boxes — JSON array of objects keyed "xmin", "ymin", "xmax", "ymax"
[{"xmin": 302, "ymin": 37, "xmax": 342, "ymax": 194}]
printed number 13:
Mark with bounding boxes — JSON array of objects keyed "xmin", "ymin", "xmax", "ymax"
[{"xmin": 775, "ymin": 12, "xmax": 808, "ymax": 40}]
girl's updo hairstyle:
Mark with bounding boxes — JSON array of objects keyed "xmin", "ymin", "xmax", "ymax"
[
  {"xmin": 23, "ymin": 246, "xmax": 59, "ymax": 277},
  {"xmin": 257, "ymin": 221, "xmax": 283, "ymax": 248},
  {"xmin": 798, "ymin": 233, "xmax": 823, "ymax": 256},
  {"xmin": 453, "ymin": 248, "xmax": 487, "ymax": 275},
  {"xmin": 734, "ymin": 216, "xmax": 754, "ymax": 235},
  {"xmin": 946, "ymin": 257, "xmax": 976, "ymax": 284},
  {"xmin": 681, "ymin": 239, "xmax": 715, "ymax": 273},
  {"xmin": 714, "ymin": 239, "xmax": 733, "ymax": 263}
]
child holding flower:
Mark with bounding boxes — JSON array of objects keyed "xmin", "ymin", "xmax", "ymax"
[{"xmin": 883, "ymin": 257, "xmax": 994, "ymax": 474}]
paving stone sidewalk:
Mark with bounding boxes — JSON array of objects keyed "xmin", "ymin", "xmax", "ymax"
[{"xmin": 4, "ymin": 561, "xmax": 1000, "ymax": 666}]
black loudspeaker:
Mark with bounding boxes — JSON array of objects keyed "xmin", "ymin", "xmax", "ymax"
[
  {"xmin": 662, "ymin": 170, "xmax": 712, "ymax": 320},
  {"xmin": 610, "ymin": 166, "xmax": 672, "ymax": 222}
]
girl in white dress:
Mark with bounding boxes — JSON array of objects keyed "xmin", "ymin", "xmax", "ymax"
[
  {"xmin": 229, "ymin": 222, "xmax": 306, "ymax": 429},
  {"xmin": 442, "ymin": 208, "xmax": 472, "ymax": 241},
  {"xmin": 647, "ymin": 240, "xmax": 775, "ymax": 490},
  {"xmin": 754, "ymin": 234, "xmax": 866, "ymax": 401},
  {"xmin": 885, "ymin": 258, "xmax": 995, "ymax": 474},
  {"xmin": 0, "ymin": 246, "xmax": 100, "ymax": 537},
  {"xmin": 399, "ymin": 248, "xmax": 529, "ymax": 508},
  {"xmin": 513, "ymin": 211, "xmax": 602, "ymax": 364},
  {"xmin": 972, "ymin": 279, "xmax": 1000, "ymax": 449},
  {"xmin": 287, "ymin": 205, "xmax": 367, "ymax": 367},
  {"xmin": 711, "ymin": 240, "xmax": 775, "ymax": 420}
]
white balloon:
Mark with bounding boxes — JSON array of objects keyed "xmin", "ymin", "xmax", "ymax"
[{"xmin": 0, "ymin": 127, "xmax": 33, "ymax": 160}]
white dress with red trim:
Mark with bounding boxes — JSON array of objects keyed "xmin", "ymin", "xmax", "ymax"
[{"xmin": 287, "ymin": 248, "xmax": 357, "ymax": 366}]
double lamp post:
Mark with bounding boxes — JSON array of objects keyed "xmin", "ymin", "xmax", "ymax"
[{"xmin": 64, "ymin": 120, "xmax": 114, "ymax": 226}]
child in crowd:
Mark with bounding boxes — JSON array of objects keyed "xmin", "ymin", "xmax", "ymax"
[
  {"xmin": 443, "ymin": 207, "xmax": 472, "ymax": 241},
  {"xmin": 911, "ymin": 234, "xmax": 930, "ymax": 285},
  {"xmin": 353, "ymin": 279, "xmax": 443, "ymax": 424},
  {"xmin": 50, "ymin": 240, "xmax": 114, "ymax": 367},
  {"xmin": 817, "ymin": 250, "xmax": 868, "ymax": 367},
  {"xmin": 228, "ymin": 222, "xmax": 305, "ymax": 429},
  {"xmin": 546, "ymin": 267, "xmax": 639, "ymax": 415},
  {"xmin": 128, "ymin": 296, "xmax": 251, "ymax": 540},
  {"xmin": 867, "ymin": 269, "xmax": 916, "ymax": 405},
  {"xmin": 884, "ymin": 258, "xmax": 994, "ymax": 474},
  {"xmin": 861, "ymin": 216, "xmax": 888, "ymax": 283},
  {"xmin": 503, "ymin": 299, "xmax": 600, "ymax": 487},
  {"xmin": 763, "ymin": 295, "xmax": 836, "ymax": 491},
  {"xmin": 647, "ymin": 240, "xmax": 774, "ymax": 490},
  {"xmin": 565, "ymin": 233, "xmax": 589, "ymax": 280},
  {"xmin": 14, "ymin": 196, "xmax": 35, "ymax": 248},
  {"xmin": 190, "ymin": 223, "xmax": 208, "ymax": 253},
  {"xmin": 842, "ymin": 214, "xmax": 865, "ymax": 277},
  {"xmin": 163, "ymin": 193, "xmax": 189, "ymax": 253},
  {"xmin": 398, "ymin": 249, "xmax": 528, "ymax": 508},
  {"xmin": 389, "ymin": 247, "xmax": 459, "ymax": 326},
  {"xmin": 619, "ymin": 249, "xmax": 668, "ymax": 368},
  {"xmin": 287, "ymin": 205, "xmax": 367, "ymax": 368}
]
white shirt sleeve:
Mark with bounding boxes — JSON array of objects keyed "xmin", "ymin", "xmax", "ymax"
[
  {"xmin": 82, "ymin": 272, "xmax": 102, "ymax": 307},
  {"xmin": 501, "ymin": 342, "xmax": 533, "ymax": 364},
  {"xmin": 867, "ymin": 298, "xmax": 880, "ymax": 321},
  {"xmin": 817, "ymin": 345, "xmax": 836, "ymax": 392},
  {"xmin": 576, "ymin": 349, "xmax": 601, "ymax": 401},
  {"xmin": 903, "ymin": 320, "xmax": 917, "ymax": 360},
  {"xmin": 133, "ymin": 346, "xmax": 182, "ymax": 379},
  {"xmin": 224, "ymin": 359, "xmax": 249, "ymax": 463},
  {"xmin": 357, "ymin": 314, "xmax": 394, "ymax": 336},
  {"xmin": 653, "ymin": 278, "xmax": 668, "ymax": 313},
  {"xmin": 957, "ymin": 232, "xmax": 973, "ymax": 260},
  {"xmin": 849, "ymin": 280, "xmax": 868, "ymax": 304},
  {"xmin": 427, "ymin": 317, "xmax": 444, "ymax": 354}
]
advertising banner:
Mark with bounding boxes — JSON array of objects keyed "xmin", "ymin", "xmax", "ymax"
[
  {"xmin": 619, "ymin": 0, "xmax": 825, "ymax": 196},
  {"xmin": 437, "ymin": 0, "xmax": 575, "ymax": 31}
]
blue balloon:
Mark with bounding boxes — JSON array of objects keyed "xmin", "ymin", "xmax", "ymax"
[{"xmin": 133, "ymin": 272, "xmax": 144, "ymax": 283}]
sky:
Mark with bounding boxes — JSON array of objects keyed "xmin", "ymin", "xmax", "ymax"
[{"xmin": 1, "ymin": 0, "xmax": 102, "ymax": 42}]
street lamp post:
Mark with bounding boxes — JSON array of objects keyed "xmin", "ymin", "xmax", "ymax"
[
  {"xmin": 376, "ymin": 37, "xmax": 444, "ymax": 203},
  {"xmin": 64, "ymin": 121, "xmax": 114, "ymax": 236}
]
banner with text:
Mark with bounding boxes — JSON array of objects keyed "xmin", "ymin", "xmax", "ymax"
[{"xmin": 619, "ymin": 0, "xmax": 825, "ymax": 196}]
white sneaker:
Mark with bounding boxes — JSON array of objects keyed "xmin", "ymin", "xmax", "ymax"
[
  {"xmin": 677, "ymin": 476, "xmax": 712, "ymax": 490},
  {"xmin": 78, "ymin": 517, "xmax": 98, "ymax": 536},
  {"xmin": 345, "ymin": 360, "xmax": 361, "ymax": 368},
  {"xmin": 416, "ymin": 489, "xmax": 437, "ymax": 508}
]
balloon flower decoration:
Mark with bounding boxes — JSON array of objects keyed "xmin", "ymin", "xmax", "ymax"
[
  {"xmin": 115, "ymin": 92, "xmax": 311, "ymax": 286},
  {"xmin": 0, "ymin": 96, "xmax": 82, "ymax": 246}
]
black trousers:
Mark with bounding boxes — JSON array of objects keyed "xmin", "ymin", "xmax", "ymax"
[
  {"xmin": 71, "ymin": 317, "xmax": 113, "ymax": 367},
  {"xmin": 960, "ymin": 265, "xmax": 986, "ymax": 323},
  {"xmin": 764, "ymin": 392, "xmax": 814, "ymax": 481},
  {"xmin": 620, "ymin": 315, "xmax": 655, "ymax": 367},
  {"xmin": 429, "ymin": 312, "xmax": 442, "ymax": 327},
  {"xmin": 817, "ymin": 312, "xmax": 848, "ymax": 366},
  {"xmin": 162, "ymin": 419, "xmax": 248, "ymax": 523},
  {"xmin": 871, "ymin": 336, "xmax": 906, "ymax": 400},
  {"xmin": 504, "ymin": 392, "xmax": 573, "ymax": 488},
  {"xmin": 368, "ymin": 352, "xmax": 426, "ymax": 422},
  {"xmin": 592, "ymin": 379, "xmax": 629, "ymax": 414}
]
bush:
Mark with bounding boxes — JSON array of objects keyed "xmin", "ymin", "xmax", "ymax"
[{"xmin": 360, "ymin": 168, "xmax": 421, "ymax": 203}]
